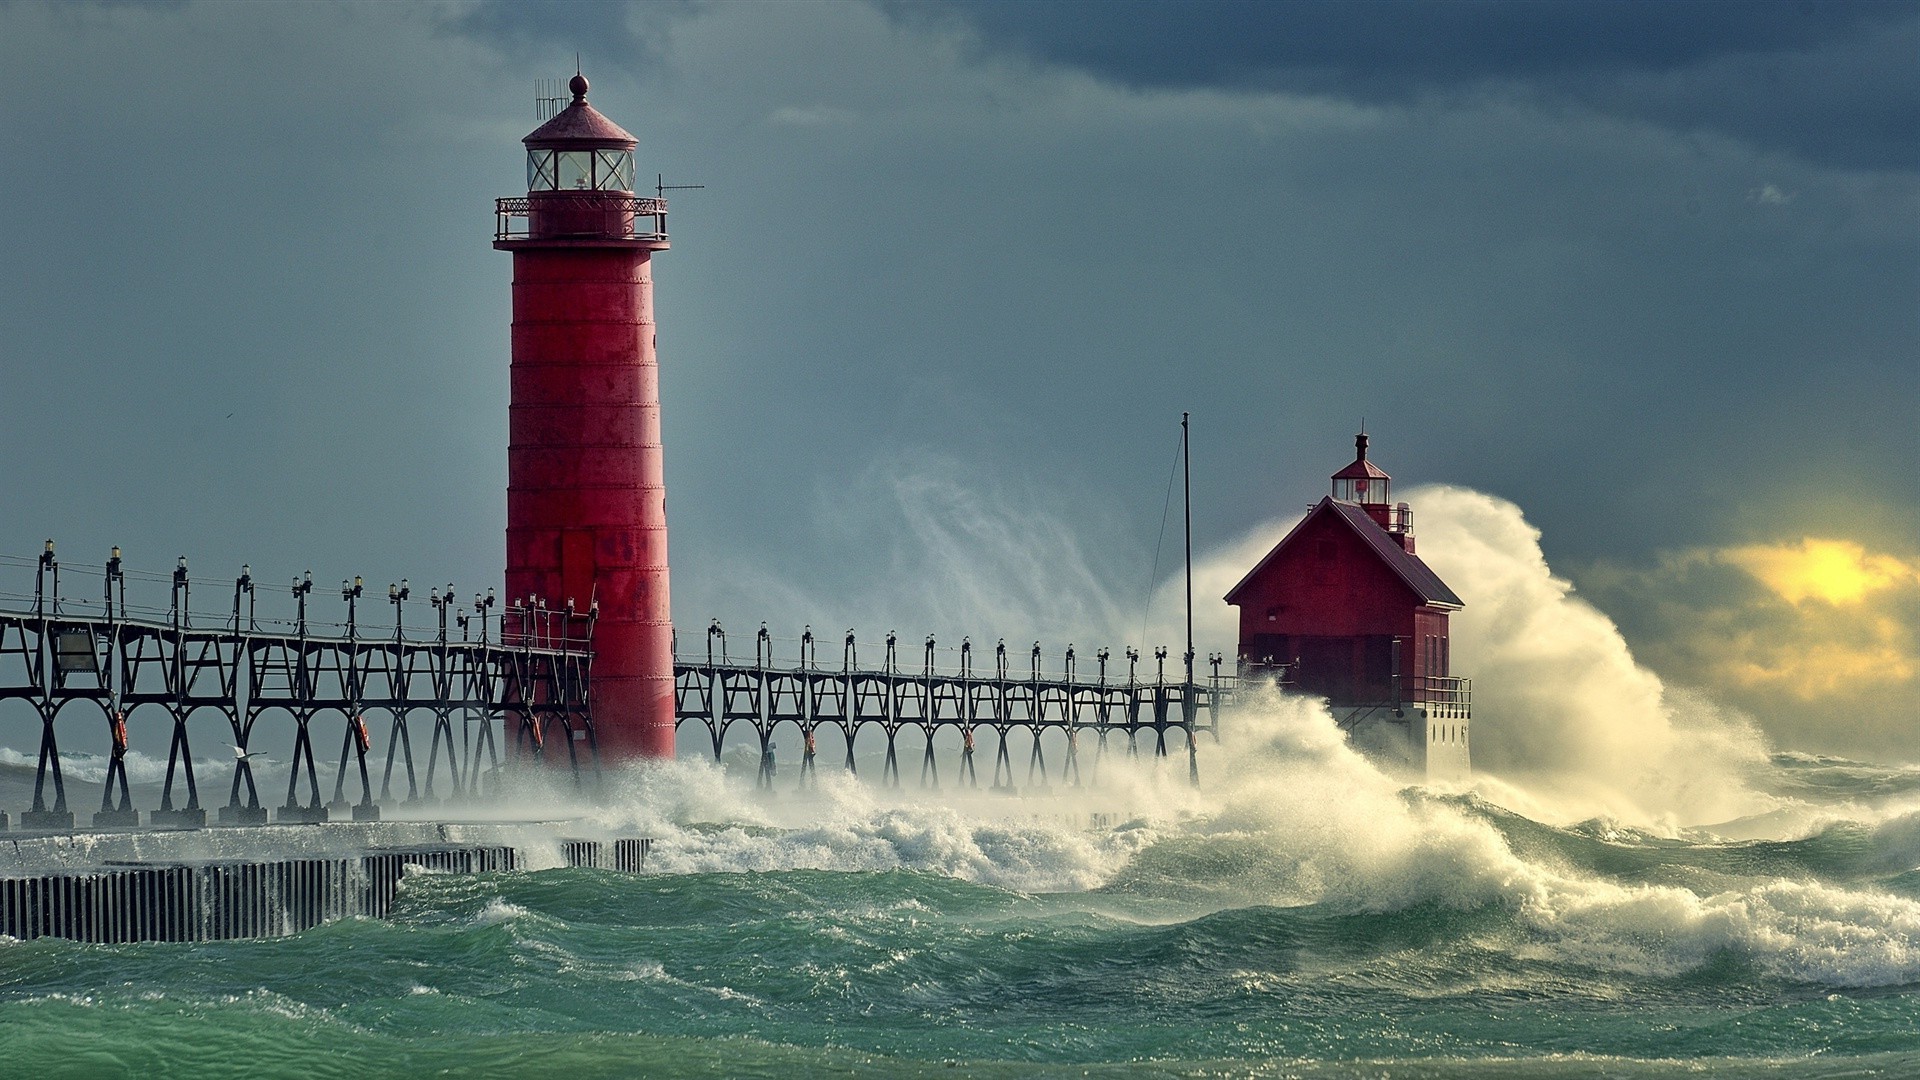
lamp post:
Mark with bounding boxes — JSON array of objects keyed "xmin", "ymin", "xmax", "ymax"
[
  {"xmin": 431, "ymin": 583, "xmax": 455, "ymax": 642},
  {"xmin": 1153, "ymin": 647, "xmax": 1171, "ymax": 760},
  {"xmin": 36, "ymin": 539, "xmax": 57, "ymax": 619},
  {"xmin": 171, "ymin": 556, "xmax": 190, "ymax": 629},
  {"xmin": 388, "ymin": 579, "xmax": 410, "ymax": 640},
  {"xmin": 104, "ymin": 546, "xmax": 124, "ymax": 622},
  {"xmin": 472, "ymin": 589, "xmax": 496, "ymax": 643},
  {"xmin": 292, "ymin": 571, "xmax": 314, "ymax": 636},
  {"xmin": 1125, "ymin": 648, "xmax": 1141, "ymax": 759},
  {"xmin": 233, "ymin": 565, "xmax": 254, "ymax": 631},
  {"xmin": 44, "ymin": 539, "xmax": 60, "ymax": 616},
  {"xmin": 341, "ymin": 576, "xmax": 363, "ymax": 637}
]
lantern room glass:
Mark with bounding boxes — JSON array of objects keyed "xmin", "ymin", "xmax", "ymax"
[
  {"xmin": 526, "ymin": 148, "xmax": 637, "ymax": 193},
  {"xmin": 595, "ymin": 149, "xmax": 634, "ymax": 191},
  {"xmin": 527, "ymin": 150, "xmax": 557, "ymax": 191},
  {"xmin": 1334, "ymin": 476, "xmax": 1388, "ymax": 504},
  {"xmin": 556, "ymin": 151, "xmax": 593, "ymax": 190}
]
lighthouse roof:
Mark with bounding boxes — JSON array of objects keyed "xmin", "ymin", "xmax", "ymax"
[
  {"xmin": 1332, "ymin": 432, "xmax": 1391, "ymax": 481},
  {"xmin": 1332, "ymin": 457, "xmax": 1391, "ymax": 481},
  {"xmin": 524, "ymin": 74, "xmax": 636, "ymax": 148},
  {"xmin": 1223, "ymin": 496, "xmax": 1463, "ymax": 609}
]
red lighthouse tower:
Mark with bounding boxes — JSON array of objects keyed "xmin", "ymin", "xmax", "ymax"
[{"xmin": 495, "ymin": 75, "xmax": 675, "ymax": 759}]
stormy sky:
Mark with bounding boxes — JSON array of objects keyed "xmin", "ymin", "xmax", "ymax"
[{"xmin": 0, "ymin": 1, "xmax": 1914, "ymax": 759}]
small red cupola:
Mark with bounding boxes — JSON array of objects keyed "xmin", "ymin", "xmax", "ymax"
[
  {"xmin": 1331, "ymin": 432, "xmax": 1389, "ymax": 506},
  {"xmin": 1332, "ymin": 432, "xmax": 1414, "ymax": 551}
]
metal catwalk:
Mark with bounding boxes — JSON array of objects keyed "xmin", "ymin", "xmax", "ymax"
[
  {"xmin": 0, "ymin": 547, "xmax": 593, "ymax": 830},
  {"xmin": 674, "ymin": 623, "xmax": 1237, "ymax": 791},
  {"xmin": 0, "ymin": 548, "xmax": 1240, "ymax": 832}
]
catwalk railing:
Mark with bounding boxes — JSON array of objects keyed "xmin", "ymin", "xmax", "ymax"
[
  {"xmin": 0, "ymin": 548, "xmax": 1246, "ymax": 831},
  {"xmin": 0, "ymin": 547, "xmax": 594, "ymax": 830},
  {"xmin": 673, "ymin": 623, "xmax": 1240, "ymax": 790}
]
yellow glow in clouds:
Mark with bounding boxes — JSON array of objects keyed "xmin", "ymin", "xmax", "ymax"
[{"xmin": 1724, "ymin": 538, "xmax": 1918, "ymax": 605}]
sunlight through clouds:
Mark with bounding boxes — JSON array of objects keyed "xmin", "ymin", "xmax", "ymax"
[
  {"xmin": 1580, "ymin": 537, "xmax": 1920, "ymax": 757},
  {"xmin": 1724, "ymin": 538, "xmax": 1919, "ymax": 606}
]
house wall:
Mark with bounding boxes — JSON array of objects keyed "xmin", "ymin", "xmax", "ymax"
[{"xmin": 1232, "ymin": 507, "xmax": 1452, "ymax": 705}]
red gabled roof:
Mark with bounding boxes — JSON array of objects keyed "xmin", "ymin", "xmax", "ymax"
[{"xmin": 1223, "ymin": 497, "xmax": 1463, "ymax": 609}]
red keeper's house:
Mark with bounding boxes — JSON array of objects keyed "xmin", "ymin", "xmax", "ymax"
[{"xmin": 1224, "ymin": 434, "xmax": 1471, "ymax": 778}]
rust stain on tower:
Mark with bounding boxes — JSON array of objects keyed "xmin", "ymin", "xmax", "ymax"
[{"xmin": 495, "ymin": 74, "xmax": 674, "ymax": 758}]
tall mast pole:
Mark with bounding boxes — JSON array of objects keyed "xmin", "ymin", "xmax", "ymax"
[{"xmin": 1182, "ymin": 411, "xmax": 1193, "ymax": 687}]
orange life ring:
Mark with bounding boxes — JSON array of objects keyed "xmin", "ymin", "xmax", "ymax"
[
  {"xmin": 111, "ymin": 711, "xmax": 129, "ymax": 760},
  {"xmin": 352, "ymin": 714, "xmax": 372, "ymax": 754}
]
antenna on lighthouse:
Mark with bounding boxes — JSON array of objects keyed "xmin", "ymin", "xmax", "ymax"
[
  {"xmin": 535, "ymin": 79, "xmax": 566, "ymax": 122},
  {"xmin": 656, "ymin": 173, "xmax": 706, "ymax": 200}
]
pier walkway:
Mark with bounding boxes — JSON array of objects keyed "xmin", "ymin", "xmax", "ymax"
[{"xmin": 0, "ymin": 550, "xmax": 1240, "ymax": 831}]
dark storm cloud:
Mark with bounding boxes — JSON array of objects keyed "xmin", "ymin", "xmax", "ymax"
[{"xmin": 900, "ymin": 0, "xmax": 1920, "ymax": 169}]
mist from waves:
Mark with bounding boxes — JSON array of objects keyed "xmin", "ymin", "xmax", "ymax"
[
  {"xmin": 483, "ymin": 690, "xmax": 1920, "ymax": 994},
  {"xmin": 706, "ymin": 464, "xmax": 1835, "ymax": 831}
]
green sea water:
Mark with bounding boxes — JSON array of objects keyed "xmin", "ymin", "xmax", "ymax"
[{"xmin": 3, "ymin": 716, "xmax": 1917, "ymax": 1079}]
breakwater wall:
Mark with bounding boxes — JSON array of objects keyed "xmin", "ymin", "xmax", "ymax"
[{"xmin": 0, "ymin": 821, "xmax": 650, "ymax": 943}]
